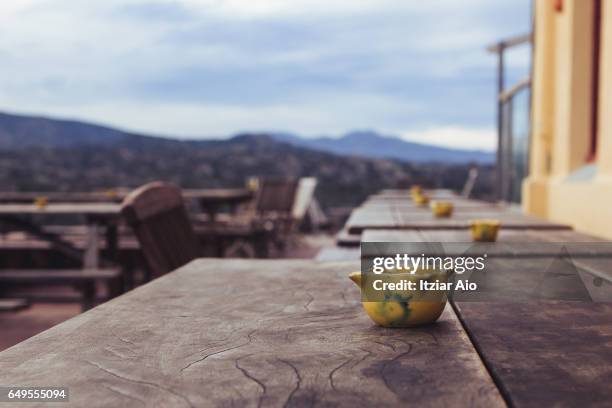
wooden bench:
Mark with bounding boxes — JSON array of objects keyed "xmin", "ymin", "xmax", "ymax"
[{"xmin": 0, "ymin": 269, "xmax": 121, "ymax": 311}]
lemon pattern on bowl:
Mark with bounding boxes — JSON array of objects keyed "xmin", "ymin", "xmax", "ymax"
[{"xmin": 349, "ymin": 271, "xmax": 448, "ymax": 328}]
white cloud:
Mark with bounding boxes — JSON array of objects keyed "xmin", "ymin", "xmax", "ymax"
[
  {"xmin": 0, "ymin": 0, "xmax": 530, "ymax": 150},
  {"xmin": 399, "ymin": 127, "xmax": 496, "ymax": 151},
  {"xmin": 177, "ymin": 0, "xmax": 509, "ymax": 21}
]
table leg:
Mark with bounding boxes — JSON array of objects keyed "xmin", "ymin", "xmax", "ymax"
[
  {"xmin": 207, "ymin": 206, "xmax": 218, "ymax": 223},
  {"xmin": 84, "ymin": 224, "xmax": 99, "ymax": 269},
  {"xmin": 80, "ymin": 281, "xmax": 96, "ymax": 311},
  {"xmin": 105, "ymin": 222, "xmax": 118, "ymax": 263}
]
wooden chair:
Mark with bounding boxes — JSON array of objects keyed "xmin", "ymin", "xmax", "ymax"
[
  {"xmin": 291, "ymin": 178, "xmax": 318, "ymax": 226},
  {"xmin": 254, "ymin": 178, "xmax": 299, "ymax": 217},
  {"xmin": 254, "ymin": 177, "xmax": 317, "ymax": 253},
  {"xmin": 203, "ymin": 178, "xmax": 299, "ymax": 258},
  {"xmin": 196, "ymin": 178, "xmax": 318, "ymax": 258},
  {"xmin": 461, "ymin": 168, "xmax": 479, "ymax": 198},
  {"xmin": 121, "ymin": 182, "xmax": 202, "ymax": 278}
]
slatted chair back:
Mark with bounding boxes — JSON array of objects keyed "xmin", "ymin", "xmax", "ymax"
[
  {"xmin": 254, "ymin": 178, "xmax": 299, "ymax": 216},
  {"xmin": 291, "ymin": 177, "xmax": 317, "ymax": 221},
  {"xmin": 121, "ymin": 182, "xmax": 202, "ymax": 278},
  {"xmin": 461, "ymin": 168, "xmax": 479, "ymax": 198}
]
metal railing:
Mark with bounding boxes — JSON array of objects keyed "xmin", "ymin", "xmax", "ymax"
[{"xmin": 487, "ymin": 33, "xmax": 533, "ymax": 203}]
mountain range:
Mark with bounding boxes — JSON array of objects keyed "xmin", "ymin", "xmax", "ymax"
[
  {"xmin": 0, "ymin": 111, "xmax": 492, "ymax": 163},
  {"xmin": 0, "ymin": 111, "xmax": 494, "ymax": 207},
  {"xmin": 272, "ymin": 131, "xmax": 493, "ymax": 163}
]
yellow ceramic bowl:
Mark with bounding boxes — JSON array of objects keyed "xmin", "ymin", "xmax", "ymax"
[
  {"xmin": 412, "ymin": 193, "xmax": 430, "ymax": 207},
  {"xmin": 410, "ymin": 185, "xmax": 422, "ymax": 195},
  {"xmin": 34, "ymin": 196, "xmax": 48, "ymax": 209},
  {"xmin": 470, "ymin": 219, "xmax": 501, "ymax": 242},
  {"xmin": 246, "ymin": 177, "xmax": 260, "ymax": 192},
  {"xmin": 349, "ymin": 270, "xmax": 448, "ymax": 327},
  {"xmin": 430, "ymin": 200, "xmax": 453, "ymax": 218}
]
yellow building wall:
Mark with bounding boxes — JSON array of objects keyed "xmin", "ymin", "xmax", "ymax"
[{"xmin": 523, "ymin": 0, "xmax": 612, "ymax": 239}]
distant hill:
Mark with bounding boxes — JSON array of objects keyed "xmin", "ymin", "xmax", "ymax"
[
  {"xmin": 272, "ymin": 130, "xmax": 494, "ymax": 164},
  {"xmin": 0, "ymin": 111, "xmax": 494, "ymax": 207},
  {"xmin": 0, "ymin": 111, "xmax": 184, "ymax": 150}
]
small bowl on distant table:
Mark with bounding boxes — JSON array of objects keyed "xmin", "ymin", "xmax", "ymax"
[
  {"xmin": 412, "ymin": 193, "xmax": 430, "ymax": 207},
  {"xmin": 34, "ymin": 196, "xmax": 48, "ymax": 210},
  {"xmin": 470, "ymin": 219, "xmax": 500, "ymax": 242},
  {"xmin": 430, "ymin": 200, "xmax": 453, "ymax": 218}
]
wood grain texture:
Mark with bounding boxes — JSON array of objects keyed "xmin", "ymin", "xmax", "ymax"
[
  {"xmin": 374, "ymin": 189, "xmax": 458, "ymax": 200},
  {"xmin": 449, "ymin": 257, "xmax": 595, "ymax": 302},
  {"xmin": 0, "ymin": 192, "xmax": 122, "ymax": 203},
  {"xmin": 363, "ymin": 197, "xmax": 496, "ymax": 207},
  {"xmin": 359, "ymin": 203, "xmax": 502, "ymax": 212},
  {"xmin": 0, "ymin": 203, "xmax": 120, "ymax": 216},
  {"xmin": 361, "ymin": 229, "xmax": 612, "ymax": 256},
  {"xmin": 0, "ymin": 189, "xmax": 252, "ymax": 204},
  {"xmin": 0, "ymin": 259, "xmax": 504, "ymax": 408},
  {"xmin": 417, "ymin": 229, "xmax": 606, "ymax": 243},
  {"xmin": 454, "ymin": 301, "xmax": 612, "ymax": 408},
  {"xmin": 0, "ymin": 269, "xmax": 120, "ymax": 282},
  {"xmin": 346, "ymin": 207, "xmax": 571, "ymax": 234}
]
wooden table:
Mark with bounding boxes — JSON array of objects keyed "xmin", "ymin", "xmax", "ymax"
[
  {"xmin": 361, "ymin": 229, "xmax": 612, "ymax": 257},
  {"xmin": 326, "ymin": 190, "xmax": 612, "ymax": 406},
  {"xmin": 454, "ymin": 301, "xmax": 612, "ymax": 407},
  {"xmin": 0, "ymin": 191, "xmax": 127, "ymax": 203},
  {"xmin": 0, "ymin": 203, "xmax": 121, "ymax": 268},
  {"xmin": 1, "ymin": 259, "xmax": 610, "ymax": 406},
  {"xmin": 0, "ymin": 189, "xmax": 253, "ymax": 222},
  {"xmin": 359, "ymin": 202, "xmax": 503, "ymax": 212},
  {"xmin": 375, "ymin": 189, "xmax": 458, "ymax": 199},
  {"xmin": 346, "ymin": 208, "xmax": 571, "ymax": 234},
  {"xmin": 0, "ymin": 259, "xmax": 504, "ymax": 407}
]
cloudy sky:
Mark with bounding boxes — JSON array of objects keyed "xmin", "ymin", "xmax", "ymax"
[{"xmin": 0, "ymin": 0, "xmax": 531, "ymax": 150}]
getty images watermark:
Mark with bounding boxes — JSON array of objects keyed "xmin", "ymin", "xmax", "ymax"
[{"xmin": 360, "ymin": 242, "xmax": 612, "ymax": 302}]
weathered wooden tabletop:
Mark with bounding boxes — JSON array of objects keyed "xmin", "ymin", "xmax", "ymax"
[
  {"xmin": 363, "ymin": 195, "xmax": 492, "ymax": 205},
  {"xmin": 0, "ymin": 189, "xmax": 252, "ymax": 204},
  {"xmin": 346, "ymin": 207, "xmax": 571, "ymax": 233},
  {"xmin": 0, "ymin": 191, "xmax": 126, "ymax": 203},
  {"xmin": 453, "ymin": 301, "xmax": 612, "ymax": 407},
  {"xmin": 373, "ymin": 189, "xmax": 458, "ymax": 199},
  {"xmin": 359, "ymin": 202, "xmax": 504, "ymax": 212},
  {"xmin": 361, "ymin": 229, "xmax": 612, "ymax": 256},
  {"xmin": 0, "ymin": 203, "xmax": 120, "ymax": 216},
  {"xmin": 326, "ymin": 189, "xmax": 612, "ymax": 407},
  {"xmin": 0, "ymin": 259, "xmax": 504, "ymax": 407}
]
